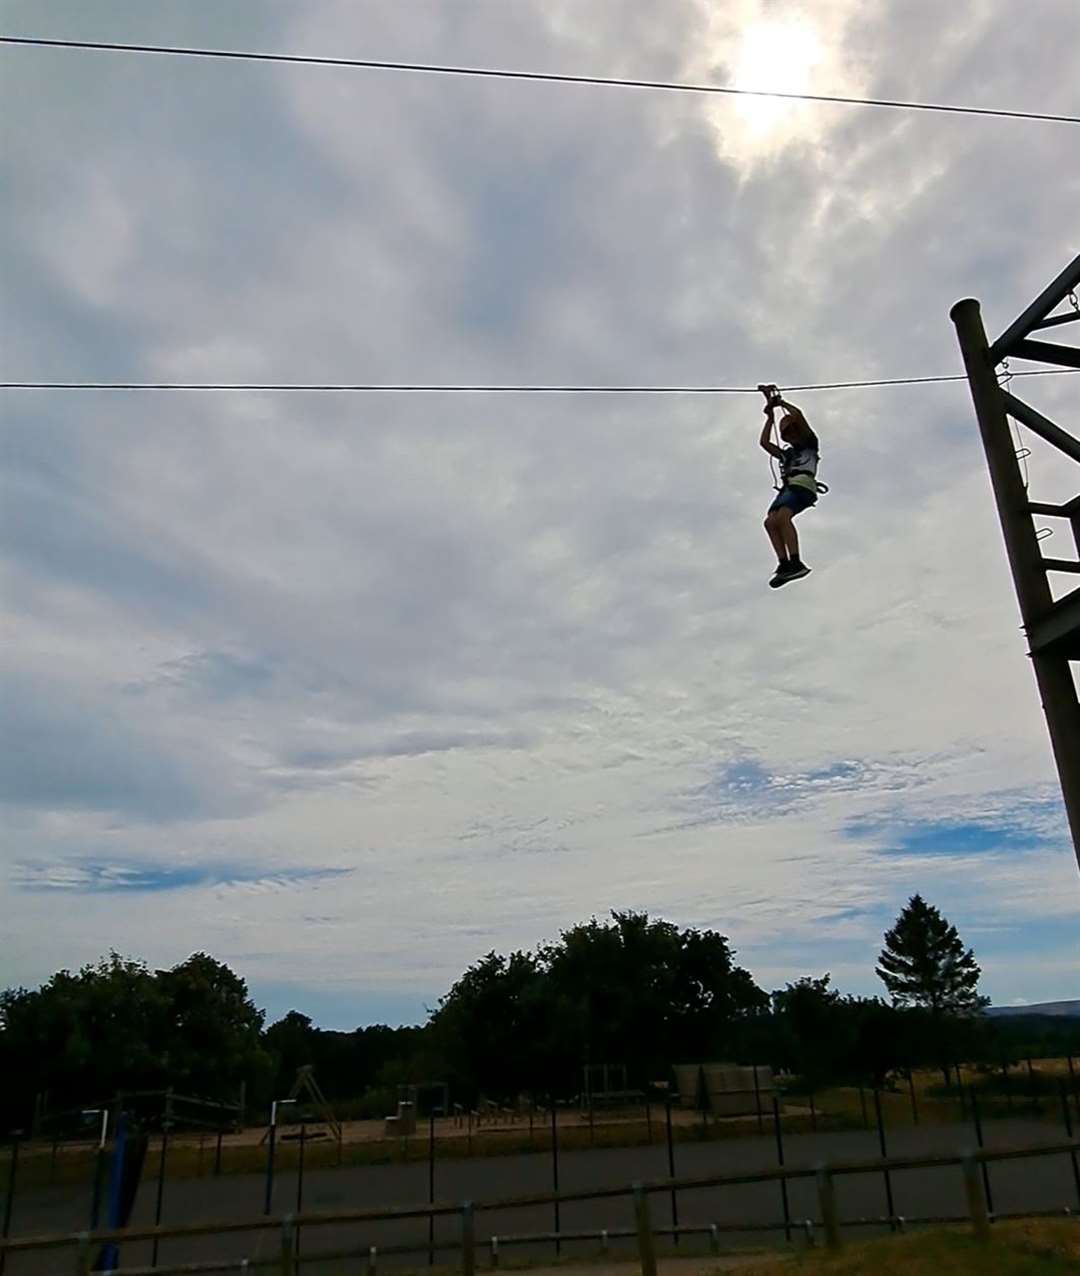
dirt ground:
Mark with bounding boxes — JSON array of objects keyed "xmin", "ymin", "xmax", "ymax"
[{"xmin": 40, "ymin": 1104, "xmax": 787, "ymax": 1156}]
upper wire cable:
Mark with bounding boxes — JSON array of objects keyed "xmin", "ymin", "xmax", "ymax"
[
  {"xmin": 1, "ymin": 371, "xmax": 1077, "ymax": 394},
  {"xmin": 3, "ymin": 36, "xmax": 1080, "ymax": 127}
]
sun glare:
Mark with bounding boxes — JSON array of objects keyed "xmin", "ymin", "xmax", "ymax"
[{"xmin": 730, "ymin": 17, "xmax": 824, "ymax": 141}]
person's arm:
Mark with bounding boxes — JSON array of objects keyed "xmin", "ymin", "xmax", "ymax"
[
  {"xmin": 759, "ymin": 405, "xmax": 785, "ymax": 459},
  {"xmin": 776, "ymin": 398, "xmax": 807, "ymax": 426}
]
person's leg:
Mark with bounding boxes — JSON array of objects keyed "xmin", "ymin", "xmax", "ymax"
[
  {"xmin": 774, "ymin": 507, "xmax": 801, "ymax": 561},
  {"xmin": 764, "ymin": 510, "xmax": 788, "ymax": 561}
]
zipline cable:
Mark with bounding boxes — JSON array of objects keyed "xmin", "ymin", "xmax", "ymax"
[
  {"xmin": 3, "ymin": 35, "xmax": 1079, "ymax": 127},
  {"xmin": 1, "ymin": 370, "xmax": 1077, "ymax": 394}
]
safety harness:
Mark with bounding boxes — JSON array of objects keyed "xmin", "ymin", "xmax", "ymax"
[{"xmin": 759, "ymin": 383, "xmax": 829, "ymax": 496}]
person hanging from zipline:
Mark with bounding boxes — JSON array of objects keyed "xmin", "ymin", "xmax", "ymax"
[{"xmin": 757, "ymin": 384, "xmax": 824, "ymax": 588}]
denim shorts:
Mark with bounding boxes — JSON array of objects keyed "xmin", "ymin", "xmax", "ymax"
[{"xmin": 768, "ymin": 485, "xmax": 818, "ymax": 515}]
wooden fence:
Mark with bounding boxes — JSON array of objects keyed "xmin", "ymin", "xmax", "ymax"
[{"xmin": 2, "ymin": 1137, "xmax": 1078, "ymax": 1274}]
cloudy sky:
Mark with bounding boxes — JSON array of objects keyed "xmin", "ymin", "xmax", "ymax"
[{"xmin": 3, "ymin": 0, "xmax": 1079, "ymax": 1029}]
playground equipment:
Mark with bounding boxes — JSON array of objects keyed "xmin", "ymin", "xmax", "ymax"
[
  {"xmin": 581, "ymin": 1063, "xmax": 643, "ymax": 1110},
  {"xmin": 384, "ymin": 1081, "xmax": 449, "ymax": 1135},
  {"xmin": 673, "ymin": 1062, "xmax": 777, "ymax": 1117},
  {"xmin": 259, "ymin": 1066, "xmax": 342, "ymax": 1146}
]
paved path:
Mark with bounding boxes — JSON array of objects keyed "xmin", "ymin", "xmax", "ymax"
[{"xmin": 4, "ymin": 1118, "xmax": 1076, "ymax": 1274}]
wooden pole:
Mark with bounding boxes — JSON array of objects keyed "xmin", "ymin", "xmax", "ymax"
[
  {"xmin": 815, "ymin": 1165, "xmax": 841, "ymax": 1252},
  {"xmin": 279, "ymin": 1214, "xmax": 296, "ymax": 1275},
  {"xmin": 632, "ymin": 1183, "xmax": 657, "ymax": 1276},
  {"xmin": 73, "ymin": 1232, "xmax": 92, "ymax": 1276},
  {"xmin": 461, "ymin": 1201, "xmax": 476, "ymax": 1276}
]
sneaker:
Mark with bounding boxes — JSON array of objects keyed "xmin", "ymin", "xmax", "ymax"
[
  {"xmin": 769, "ymin": 562, "xmax": 793, "ymax": 588},
  {"xmin": 786, "ymin": 560, "xmax": 811, "ymax": 582}
]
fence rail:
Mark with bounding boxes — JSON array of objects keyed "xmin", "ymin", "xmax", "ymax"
[{"xmin": 3, "ymin": 1135, "xmax": 1079, "ymax": 1273}]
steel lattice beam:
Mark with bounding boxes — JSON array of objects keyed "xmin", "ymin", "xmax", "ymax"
[
  {"xmin": 952, "ymin": 266, "xmax": 1080, "ymax": 872},
  {"xmin": 991, "ymin": 252, "xmax": 1080, "ymax": 360}
]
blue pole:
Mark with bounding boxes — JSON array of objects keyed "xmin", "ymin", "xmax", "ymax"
[{"xmin": 100, "ymin": 1114, "xmax": 128, "ymax": 1272}]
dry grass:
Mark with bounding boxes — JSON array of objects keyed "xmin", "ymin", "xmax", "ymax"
[
  {"xmin": 731, "ymin": 1219, "xmax": 1080, "ymax": 1275},
  {"xmin": 361, "ymin": 1221, "xmax": 1080, "ymax": 1276}
]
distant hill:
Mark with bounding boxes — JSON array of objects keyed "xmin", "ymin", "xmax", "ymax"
[{"xmin": 986, "ymin": 1000, "xmax": 1080, "ymax": 1019}]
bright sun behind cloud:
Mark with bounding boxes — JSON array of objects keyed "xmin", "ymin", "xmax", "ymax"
[
  {"xmin": 695, "ymin": 2, "xmax": 862, "ymax": 167},
  {"xmin": 731, "ymin": 17, "xmax": 824, "ymax": 139}
]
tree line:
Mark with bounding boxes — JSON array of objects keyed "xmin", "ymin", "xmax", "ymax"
[{"xmin": 2, "ymin": 895, "xmax": 1075, "ymax": 1133}]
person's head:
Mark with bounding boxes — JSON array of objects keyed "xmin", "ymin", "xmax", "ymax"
[{"xmin": 779, "ymin": 412, "xmax": 807, "ymax": 443}]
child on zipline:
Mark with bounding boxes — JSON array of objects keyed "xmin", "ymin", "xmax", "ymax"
[{"xmin": 758, "ymin": 384, "xmax": 821, "ymax": 588}]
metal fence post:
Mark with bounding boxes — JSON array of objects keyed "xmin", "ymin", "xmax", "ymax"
[
  {"xmin": 752, "ymin": 1065, "xmax": 763, "ymax": 1134},
  {"xmin": 428, "ymin": 1110, "xmax": 436, "ymax": 1267},
  {"xmin": 873, "ymin": 1090, "xmax": 895, "ymax": 1229},
  {"xmin": 969, "ymin": 1088, "xmax": 995, "ymax": 1216},
  {"xmin": 632, "ymin": 1183, "xmax": 657, "ymax": 1276},
  {"xmin": 815, "ymin": 1164, "xmax": 841, "ymax": 1252},
  {"xmin": 551, "ymin": 1103, "xmax": 561, "ymax": 1255},
  {"xmin": 296, "ymin": 1122, "xmax": 307, "ymax": 1262},
  {"xmin": 263, "ymin": 1121, "xmax": 277, "ymax": 1217},
  {"xmin": 461, "ymin": 1201, "xmax": 475, "ymax": 1276},
  {"xmin": 664, "ymin": 1094, "xmax": 678, "ymax": 1246},
  {"xmin": 1059, "ymin": 1081, "xmax": 1080, "ymax": 1210},
  {"xmin": 151, "ymin": 1123, "xmax": 170, "ymax": 1269},
  {"xmin": 89, "ymin": 1144, "xmax": 107, "ymax": 1231},
  {"xmin": 962, "ymin": 1154, "xmax": 990, "ymax": 1243},
  {"xmin": 772, "ymin": 1097, "xmax": 791, "ymax": 1243},
  {"xmin": 0, "ymin": 1133, "xmax": 20, "ymax": 1276}
]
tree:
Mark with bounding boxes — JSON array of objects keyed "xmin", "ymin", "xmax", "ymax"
[
  {"xmin": 264, "ymin": 1011, "xmax": 317, "ymax": 1093},
  {"xmin": 0, "ymin": 951, "xmax": 272, "ymax": 1131},
  {"xmin": 876, "ymin": 895, "xmax": 988, "ymax": 1016},
  {"xmin": 539, "ymin": 911, "xmax": 767, "ymax": 1084},
  {"xmin": 0, "ymin": 953, "xmax": 169, "ymax": 1129},
  {"xmin": 427, "ymin": 950, "xmax": 550, "ymax": 1100},
  {"xmin": 771, "ymin": 975, "xmax": 844, "ymax": 1083},
  {"xmin": 157, "ymin": 953, "xmax": 269, "ymax": 1099}
]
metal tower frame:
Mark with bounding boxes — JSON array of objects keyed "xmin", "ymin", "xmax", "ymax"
[{"xmin": 950, "ymin": 253, "xmax": 1080, "ymax": 870}]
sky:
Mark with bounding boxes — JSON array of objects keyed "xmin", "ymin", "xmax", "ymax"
[{"xmin": 3, "ymin": 0, "xmax": 1079, "ymax": 1030}]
